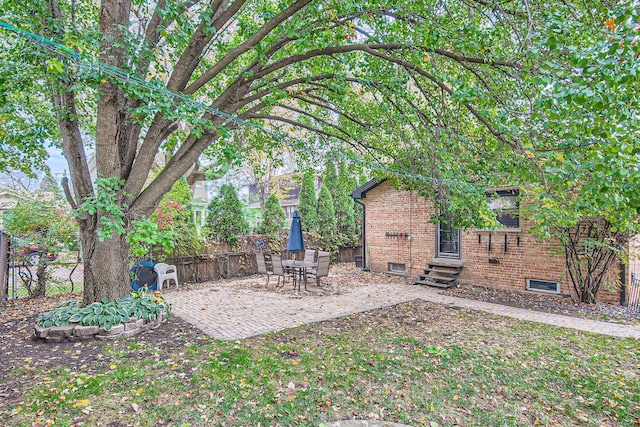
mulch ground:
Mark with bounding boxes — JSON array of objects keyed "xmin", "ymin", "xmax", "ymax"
[
  {"xmin": 440, "ymin": 282, "xmax": 640, "ymax": 325},
  {"xmin": 0, "ymin": 294, "xmax": 208, "ymax": 411}
]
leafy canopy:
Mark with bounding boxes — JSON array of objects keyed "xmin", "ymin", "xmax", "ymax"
[{"xmin": 2, "ymin": 0, "xmax": 638, "ymax": 304}]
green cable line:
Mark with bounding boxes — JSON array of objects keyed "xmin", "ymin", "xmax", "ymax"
[{"xmin": 0, "ymin": 19, "xmax": 466, "ymax": 186}]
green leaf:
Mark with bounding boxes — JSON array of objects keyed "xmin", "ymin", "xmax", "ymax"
[
  {"xmin": 82, "ymin": 314, "xmax": 93, "ymax": 325},
  {"xmin": 45, "ymin": 58, "xmax": 64, "ymax": 74}
]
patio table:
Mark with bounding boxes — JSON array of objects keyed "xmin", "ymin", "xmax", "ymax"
[{"xmin": 282, "ymin": 259, "xmax": 317, "ymax": 291}]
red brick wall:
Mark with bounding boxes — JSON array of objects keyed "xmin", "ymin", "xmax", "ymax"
[
  {"xmin": 363, "ymin": 182, "xmax": 436, "ymax": 276},
  {"xmin": 362, "ymin": 181, "xmax": 622, "ymax": 303}
]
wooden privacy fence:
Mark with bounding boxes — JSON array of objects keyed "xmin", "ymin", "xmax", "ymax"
[
  {"xmin": 166, "ymin": 246, "xmax": 361, "ymax": 284},
  {"xmin": 165, "ymin": 253, "xmax": 256, "ymax": 284},
  {"xmin": 336, "ymin": 246, "xmax": 361, "ymax": 263}
]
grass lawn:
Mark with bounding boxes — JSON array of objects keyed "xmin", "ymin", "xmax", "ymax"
[{"xmin": 1, "ymin": 299, "xmax": 638, "ymax": 427}]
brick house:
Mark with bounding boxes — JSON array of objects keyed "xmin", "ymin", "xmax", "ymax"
[{"xmin": 352, "ymin": 179, "xmax": 627, "ymax": 304}]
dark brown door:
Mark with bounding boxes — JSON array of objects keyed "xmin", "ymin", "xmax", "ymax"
[{"xmin": 437, "ymin": 220, "xmax": 460, "ymax": 259}]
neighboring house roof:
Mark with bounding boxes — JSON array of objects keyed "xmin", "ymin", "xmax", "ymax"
[
  {"xmin": 0, "ymin": 191, "xmax": 21, "ymax": 210},
  {"xmin": 351, "ymin": 179, "xmax": 385, "ymax": 199},
  {"xmin": 246, "ymin": 174, "xmax": 323, "ymax": 210}
]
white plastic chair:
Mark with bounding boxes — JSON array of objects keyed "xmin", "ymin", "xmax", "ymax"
[{"xmin": 154, "ymin": 262, "xmax": 179, "ymax": 291}]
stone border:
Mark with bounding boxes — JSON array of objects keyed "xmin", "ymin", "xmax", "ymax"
[{"xmin": 33, "ymin": 311, "xmax": 169, "ymax": 342}]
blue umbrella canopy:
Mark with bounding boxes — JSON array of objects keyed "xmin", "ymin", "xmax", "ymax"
[{"xmin": 287, "ymin": 210, "xmax": 305, "ymax": 254}]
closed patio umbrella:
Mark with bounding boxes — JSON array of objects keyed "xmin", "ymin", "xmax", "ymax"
[{"xmin": 287, "ymin": 210, "xmax": 305, "ymax": 259}]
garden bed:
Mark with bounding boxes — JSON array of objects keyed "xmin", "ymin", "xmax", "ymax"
[{"xmin": 33, "ymin": 311, "xmax": 168, "ymax": 342}]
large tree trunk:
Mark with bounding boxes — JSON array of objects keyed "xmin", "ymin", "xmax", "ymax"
[{"xmin": 81, "ymin": 231, "xmax": 131, "ymax": 306}]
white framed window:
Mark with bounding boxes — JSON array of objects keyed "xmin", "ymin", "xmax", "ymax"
[
  {"xmin": 526, "ymin": 278, "xmax": 560, "ymax": 294},
  {"xmin": 389, "ymin": 263, "xmax": 406, "ymax": 273}
]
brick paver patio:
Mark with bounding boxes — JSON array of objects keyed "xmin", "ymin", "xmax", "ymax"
[{"xmin": 163, "ymin": 276, "xmax": 640, "ymax": 340}]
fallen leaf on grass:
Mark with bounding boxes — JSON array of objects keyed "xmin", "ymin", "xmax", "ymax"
[
  {"xmin": 132, "ymin": 403, "xmax": 140, "ymax": 412},
  {"xmin": 72, "ymin": 399, "xmax": 90, "ymax": 408}
]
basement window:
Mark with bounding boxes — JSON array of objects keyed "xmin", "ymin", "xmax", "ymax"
[
  {"xmin": 526, "ymin": 279, "xmax": 560, "ymax": 294},
  {"xmin": 388, "ymin": 263, "xmax": 406, "ymax": 274}
]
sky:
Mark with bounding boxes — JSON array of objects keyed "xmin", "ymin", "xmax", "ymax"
[{"xmin": 46, "ymin": 146, "xmax": 69, "ymax": 177}]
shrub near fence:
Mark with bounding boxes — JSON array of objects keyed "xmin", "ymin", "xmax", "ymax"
[{"xmin": 205, "ymin": 234, "xmax": 361, "ymax": 262}]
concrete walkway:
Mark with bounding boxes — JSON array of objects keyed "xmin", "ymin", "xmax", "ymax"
[{"xmin": 163, "ymin": 278, "xmax": 640, "ymax": 340}]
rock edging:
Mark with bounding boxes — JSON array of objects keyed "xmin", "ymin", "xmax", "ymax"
[{"xmin": 33, "ymin": 311, "xmax": 169, "ymax": 342}]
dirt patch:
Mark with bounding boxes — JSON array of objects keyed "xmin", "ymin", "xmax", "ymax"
[
  {"xmin": 440, "ymin": 282, "xmax": 640, "ymax": 325},
  {"xmin": 0, "ymin": 294, "xmax": 208, "ymax": 411}
]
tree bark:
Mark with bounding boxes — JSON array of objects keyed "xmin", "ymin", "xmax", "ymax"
[
  {"xmin": 81, "ymin": 231, "xmax": 131, "ymax": 306},
  {"xmin": 31, "ymin": 259, "xmax": 47, "ymax": 298}
]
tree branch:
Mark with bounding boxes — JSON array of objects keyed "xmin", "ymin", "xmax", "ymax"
[
  {"xmin": 185, "ymin": 0, "xmax": 314, "ymax": 94},
  {"xmin": 61, "ymin": 176, "xmax": 77, "ymax": 210},
  {"xmin": 275, "ymin": 104, "xmax": 353, "ymax": 139},
  {"xmin": 360, "ymin": 45, "xmax": 520, "ymax": 150},
  {"xmin": 46, "ymin": 0, "xmax": 93, "ymax": 210},
  {"xmin": 235, "ymin": 74, "xmax": 338, "ymax": 109},
  {"xmin": 243, "ymin": 112, "xmax": 384, "ymax": 161},
  {"xmin": 432, "ymin": 48, "xmax": 523, "ymax": 69},
  {"xmin": 166, "ymin": 0, "xmax": 246, "ymax": 92},
  {"xmin": 290, "ymin": 93, "xmax": 374, "ymax": 130}
]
